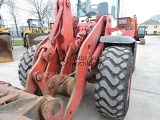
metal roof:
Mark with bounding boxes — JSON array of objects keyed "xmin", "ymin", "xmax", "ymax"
[{"xmin": 141, "ymin": 19, "xmax": 160, "ymax": 25}]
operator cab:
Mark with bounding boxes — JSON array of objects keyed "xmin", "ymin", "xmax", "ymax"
[
  {"xmin": 76, "ymin": 0, "xmax": 119, "ymax": 22},
  {"xmin": 27, "ymin": 19, "xmax": 44, "ymax": 29}
]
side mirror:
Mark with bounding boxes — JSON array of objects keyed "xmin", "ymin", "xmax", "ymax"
[
  {"xmin": 117, "ymin": 17, "xmax": 131, "ymax": 28},
  {"xmin": 27, "ymin": 19, "xmax": 31, "ymax": 23},
  {"xmin": 138, "ymin": 26, "xmax": 146, "ymax": 38}
]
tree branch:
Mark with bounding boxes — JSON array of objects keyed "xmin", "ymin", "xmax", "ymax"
[{"xmin": 26, "ymin": 0, "xmax": 54, "ymax": 21}]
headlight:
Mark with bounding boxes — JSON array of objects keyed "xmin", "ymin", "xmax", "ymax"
[
  {"xmin": 117, "ymin": 17, "xmax": 131, "ymax": 28},
  {"xmin": 118, "ymin": 19, "xmax": 128, "ymax": 24}
]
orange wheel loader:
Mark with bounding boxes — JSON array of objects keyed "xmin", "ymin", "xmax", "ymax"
[{"xmin": 0, "ymin": 0, "xmax": 145, "ymax": 120}]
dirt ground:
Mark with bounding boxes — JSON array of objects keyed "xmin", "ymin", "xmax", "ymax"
[{"xmin": 0, "ymin": 36, "xmax": 160, "ymax": 120}]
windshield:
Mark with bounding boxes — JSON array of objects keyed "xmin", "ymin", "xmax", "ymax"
[
  {"xmin": 29, "ymin": 20, "xmax": 43, "ymax": 28},
  {"xmin": 138, "ymin": 27, "xmax": 146, "ymax": 34},
  {"xmin": 76, "ymin": 0, "xmax": 119, "ymax": 19}
]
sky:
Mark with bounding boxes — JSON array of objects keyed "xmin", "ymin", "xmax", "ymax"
[
  {"xmin": 0, "ymin": 0, "xmax": 160, "ymax": 26},
  {"xmin": 0, "ymin": 0, "xmax": 31, "ymax": 27},
  {"xmin": 125, "ymin": 0, "xmax": 160, "ymax": 23}
]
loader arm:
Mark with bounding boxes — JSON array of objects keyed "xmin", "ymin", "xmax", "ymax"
[
  {"xmin": 63, "ymin": 16, "xmax": 106, "ymax": 119},
  {"xmin": 25, "ymin": 0, "xmax": 75, "ymax": 94}
]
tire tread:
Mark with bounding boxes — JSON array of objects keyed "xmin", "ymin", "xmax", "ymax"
[
  {"xmin": 95, "ymin": 46, "xmax": 132, "ymax": 120},
  {"xmin": 18, "ymin": 45, "xmax": 36, "ymax": 87}
]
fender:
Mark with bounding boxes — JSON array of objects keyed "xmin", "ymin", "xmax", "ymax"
[
  {"xmin": 100, "ymin": 36, "xmax": 136, "ymax": 54},
  {"xmin": 100, "ymin": 35, "xmax": 135, "ymax": 44}
]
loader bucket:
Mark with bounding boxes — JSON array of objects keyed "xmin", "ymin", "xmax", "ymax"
[
  {"xmin": 0, "ymin": 35, "xmax": 13, "ymax": 63},
  {"xmin": 0, "ymin": 81, "xmax": 64, "ymax": 120},
  {"xmin": 26, "ymin": 33, "xmax": 49, "ymax": 48}
]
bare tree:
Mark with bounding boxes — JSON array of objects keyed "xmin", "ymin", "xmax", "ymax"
[
  {"xmin": 45, "ymin": 1, "xmax": 56, "ymax": 28},
  {"xmin": 0, "ymin": 0, "xmax": 5, "ymax": 8},
  {"xmin": 7, "ymin": 0, "xmax": 20, "ymax": 36},
  {"xmin": 26, "ymin": 0, "xmax": 53, "ymax": 21},
  {"xmin": 150, "ymin": 14, "xmax": 160, "ymax": 22},
  {"xmin": 45, "ymin": 9, "xmax": 54, "ymax": 28}
]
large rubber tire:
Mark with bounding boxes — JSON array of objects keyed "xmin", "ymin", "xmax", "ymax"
[
  {"xmin": 23, "ymin": 35, "xmax": 30, "ymax": 49},
  {"xmin": 18, "ymin": 45, "xmax": 36, "ymax": 87},
  {"xmin": 132, "ymin": 42, "xmax": 137, "ymax": 72},
  {"xmin": 95, "ymin": 46, "xmax": 132, "ymax": 120},
  {"xmin": 23, "ymin": 36, "xmax": 27, "ymax": 48},
  {"xmin": 25, "ymin": 35, "xmax": 30, "ymax": 49}
]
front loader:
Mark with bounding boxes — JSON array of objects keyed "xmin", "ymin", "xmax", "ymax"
[
  {"xmin": 22, "ymin": 19, "xmax": 49, "ymax": 49},
  {"xmin": 0, "ymin": 15, "xmax": 13, "ymax": 63},
  {"xmin": 0, "ymin": 0, "xmax": 144, "ymax": 119}
]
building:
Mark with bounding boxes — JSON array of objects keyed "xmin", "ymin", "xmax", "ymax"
[
  {"xmin": 140, "ymin": 19, "xmax": 160, "ymax": 35},
  {"xmin": 9, "ymin": 25, "xmax": 24, "ymax": 37}
]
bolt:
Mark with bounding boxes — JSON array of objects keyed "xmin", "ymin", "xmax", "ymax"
[
  {"xmin": 61, "ymin": 61, "xmax": 67, "ymax": 66},
  {"xmin": 36, "ymin": 73, "xmax": 43, "ymax": 81},
  {"xmin": 48, "ymin": 53, "xmax": 53, "ymax": 60}
]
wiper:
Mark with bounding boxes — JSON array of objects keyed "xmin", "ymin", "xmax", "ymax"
[{"xmin": 76, "ymin": 4, "xmax": 87, "ymax": 15}]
